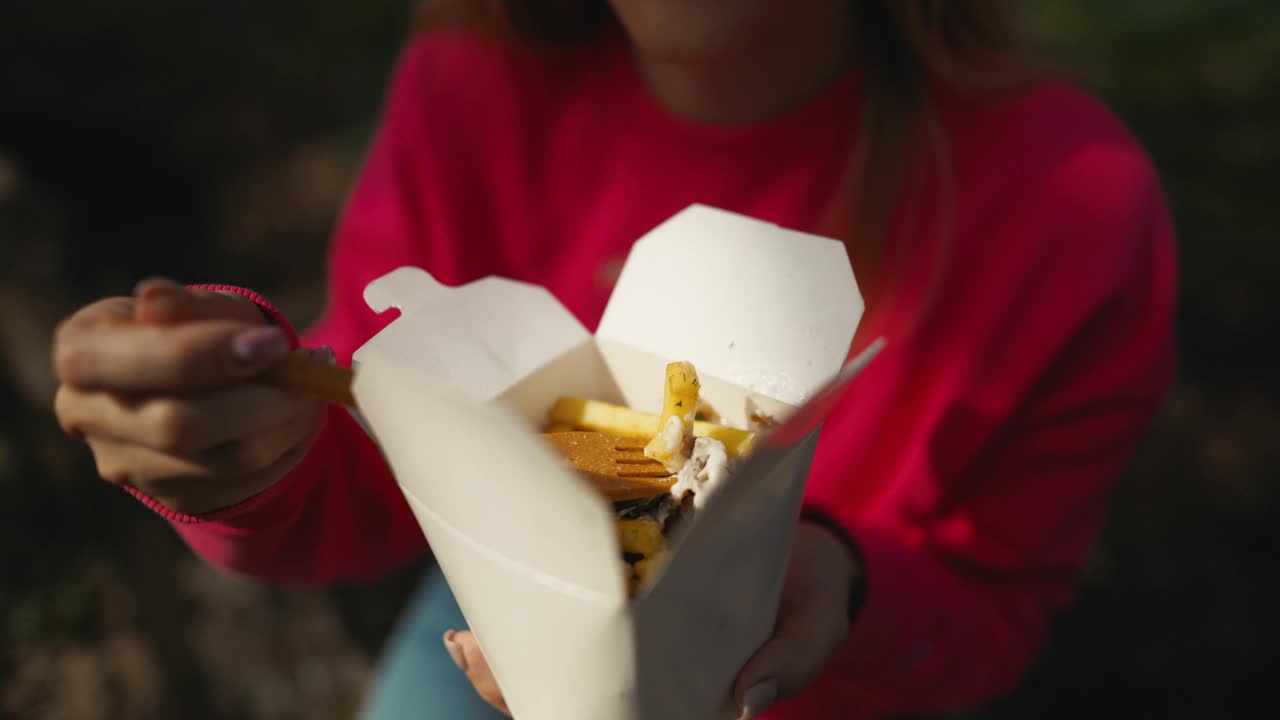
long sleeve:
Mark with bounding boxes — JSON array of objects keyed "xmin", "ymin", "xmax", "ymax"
[
  {"xmin": 787, "ymin": 121, "xmax": 1179, "ymax": 716},
  {"xmin": 145, "ymin": 41, "xmax": 452, "ymax": 585}
]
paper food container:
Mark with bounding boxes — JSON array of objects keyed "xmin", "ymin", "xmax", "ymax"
[{"xmin": 349, "ymin": 204, "xmax": 880, "ymax": 719}]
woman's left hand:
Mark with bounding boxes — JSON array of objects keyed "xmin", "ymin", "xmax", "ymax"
[
  {"xmin": 731, "ymin": 520, "xmax": 860, "ymax": 718},
  {"xmin": 444, "ymin": 520, "xmax": 861, "ymax": 719}
]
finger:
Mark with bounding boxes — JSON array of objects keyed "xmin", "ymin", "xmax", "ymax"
[
  {"xmin": 54, "ymin": 297, "xmax": 136, "ymax": 339},
  {"xmin": 445, "ymin": 630, "xmax": 511, "ymax": 717},
  {"xmin": 56, "ymin": 383, "xmax": 302, "ymax": 454},
  {"xmin": 55, "ymin": 318, "xmax": 289, "ymax": 392},
  {"xmin": 86, "ymin": 404, "xmax": 321, "ymax": 514},
  {"xmin": 87, "ymin": 401, "xmax": 318, "ymax": 485},
  {"xmin": 52, "ymin": 297, "xmax": 134, "ymax": 389},
  {"xmin": 194, "ymin": 400, "xmax": 323, "ymax": 475},
  {"xmin": 733, "ymin": 599, "xmax": 845, "ymax": 719},
  {"xmin": 85, "ymin": 399, "xmax": 318, "ymax": 484},
  {"xmin": 133, "ymin": 277, "xmax": 192, "ymax": 325},
  {"xmin": 133, "ymin": 277, "xmax": 266, "ymax": 326}
]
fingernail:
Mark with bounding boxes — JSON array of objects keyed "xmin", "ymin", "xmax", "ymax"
[
  {"xmin": 142, "ymin": 289, "xmax": 180, "ymax": 317},
  {"xmin": 739, "ymin": 679, "xmax": 778, "ymax": 720},
  {"xmin": 310, "ymin": 345, "xmax": 337, "ymax": 364},
  {"xmin": 134, "ymin": 276, "xmax": 181, "ymax": 295},
  {"xmin": 443, "ymin": 630, "xmax": 468, "ymax": 672},
  {"xmin": 231, "ymin": 326, "xmax": 288, "ymax": 363},
  {"xmin": 137, "ymin": 279, "xmax": 184, "ymax": 316}
]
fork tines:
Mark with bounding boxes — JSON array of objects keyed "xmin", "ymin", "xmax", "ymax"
[{"xmin": 613, "ymin": 442, "xmax": 671, "ymax": 478}]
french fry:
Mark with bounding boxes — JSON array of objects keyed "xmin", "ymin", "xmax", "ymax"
[
  {"xmin": 661, "ymin": 362, "xmax": 700, "ymax": 423},
  {"xmin": 547, "ymin": 397, "xmax": 756, "ymax": 458},
  {"xmin": 633, "ymin": 551, "xmax": 666, "ymax": 584},
  {"xmin": 617, "ymin": 519, "xmax": 665, "ymax": 557},
  {"xmin": 693, "ymin": 420, "xmax": 756, "ymax": 458},
  {"xmin": 548, "ymin": 397, "xmax": 657, "ymax": 439},
  {"xmin": 644, "ymin": 362, "xmax": 700, "ymax": 472},
  {"xmin": 549, "ymin": 362, "xmax": 757, "ymax": 599}
]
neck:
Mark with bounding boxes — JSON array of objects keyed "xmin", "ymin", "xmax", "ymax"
[{"xmin": 631, "ymin": 5, "xmax": 855, "ymax": 125}]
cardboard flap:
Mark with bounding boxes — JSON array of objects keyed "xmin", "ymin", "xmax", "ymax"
[
  {"xmin": 596, "ymin": 205, "xmax": 862, "ymax": 407},
  {"xmin": 353, "ymin": 267, "xmax": 592, "ymax": 407},
  {"xmin": 352, "ymin": 351, "xmax": 625, "ymax": 598},
  {"xmin": 351, "ymin": 353, "xmax": 638, "ymax": 716},
  {"xmin": 621, "ymin": 343, "xmax": 887, "ymax": 718},
  {"xmin": 630, "ymin": 434, "xmax": 819, "ymax": 720},
  {"xmin": 362, "ymin": 266, "xmax": 448, "ymax": 315}
]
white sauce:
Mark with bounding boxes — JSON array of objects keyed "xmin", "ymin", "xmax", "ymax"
[
  {"xmin": 651, "ymin": 415, "xmax": 688, "ymax": 472},
  {"xmin": 661, "ymin": 415, "xmax": 682, "ymax": 444},
  {"xmin": 670, "ymin": 437, "xmax": 730, "ymax": 511}
]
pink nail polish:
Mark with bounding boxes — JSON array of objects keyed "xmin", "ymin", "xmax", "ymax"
[
  {"xmin": 143, "ymin": 289, "xmax": 180, "ymax": 317},
  {"xmin": 443, "ymin": 631, "xmax": 468, "ymax": 672},
  {"xmin": 231, "ymin": 327, "xmax": 287, "ymax": 363},
  {"xmin": 134, "ymin": 276, "xmax": 182, "ymax": 296},
  {"xmin": 739, "ymin": 679, "xmax": 778, "ymax": 720}
]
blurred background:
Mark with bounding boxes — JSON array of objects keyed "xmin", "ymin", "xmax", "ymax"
[{"xmin": 1, "ymin": 1, "xmax": 1276, "ymax": 718}]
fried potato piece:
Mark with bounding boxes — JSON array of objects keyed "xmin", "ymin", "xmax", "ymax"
[
  {"xmin": 547, "ymin": 397, "xmax": 656, "ymax": 439},
  {"xmin": 617, "ymin": 519, "xmax": 664, "ymax": 557},
  {"xmin": 644, "ymin": 362, "xmax": 699, "ymax": 472},
  {"xmin": 547, "ymin": 397, "xmax": 756, "ymax": 458},
  {"xmin": 692, "ymin": 419, "xmax": 756, "ymax": 457},
  {"xmin": 633, "ymin": 551, "xmax": 666, "ymax": 584}
]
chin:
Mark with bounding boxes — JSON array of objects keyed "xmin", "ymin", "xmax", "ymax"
[{"xmin": 608, "ymin": 0, "xmax": 775, "ymax": 64}]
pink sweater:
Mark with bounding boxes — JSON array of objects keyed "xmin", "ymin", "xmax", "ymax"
[{"xmin": 133, "ymin": 31, "xmax": 1177, "ymax": 718}]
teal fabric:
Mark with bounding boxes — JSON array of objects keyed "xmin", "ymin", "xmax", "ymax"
[{"xmin": 360, "ymin": 567, "xmax": 510, "ymax": 720}]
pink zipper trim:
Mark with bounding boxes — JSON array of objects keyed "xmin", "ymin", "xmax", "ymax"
[{"xmin": 188, "ymin": 283, "xmax": 300, "ymax": 349}]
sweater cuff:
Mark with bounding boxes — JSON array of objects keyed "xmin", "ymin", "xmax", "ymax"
[
  {"xmin": 124, "ymin": 449, "xmax": 316, "ymax": 529},
  {"xmin": 126, "ymin": 284, "xmax": 311, "ymax": 526},
  {"xmin": 188, "ymin": 283, "xmax": 301, "ymax": 349},
  {"xmin": 798, "ymin": 505, "xmax": 868, "ymax": 621}
]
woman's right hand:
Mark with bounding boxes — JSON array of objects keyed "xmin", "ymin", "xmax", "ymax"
[{"xmin": 52, "ymin": 278, "xmax": 327, "ymax": 515}]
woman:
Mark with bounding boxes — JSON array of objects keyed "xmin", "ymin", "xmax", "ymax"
[{"xmin": 50, "ymin": 1, "xmax": 1177, "ymax": 718}]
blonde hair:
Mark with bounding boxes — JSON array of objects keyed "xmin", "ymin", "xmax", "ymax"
[{"xmin": 846, "ymin": 1, "xmax": 1030, "ymax": 343}]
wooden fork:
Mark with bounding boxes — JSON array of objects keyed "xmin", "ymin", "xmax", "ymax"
[
  {"xmin": 541, "ymin": 431, "xmax": 674, "ymax": 501},
  {"xmin": 259, "ymin": 350, "xmax": 357, "ymax": 408}
]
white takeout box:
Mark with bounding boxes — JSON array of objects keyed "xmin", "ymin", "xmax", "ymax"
[{"xmin": 349, "ymin": 205, "xmax": 872, "ymax": 719}]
